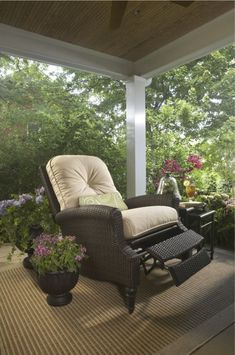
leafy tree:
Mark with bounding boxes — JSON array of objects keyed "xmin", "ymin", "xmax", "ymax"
[
  {"xmin": 0, "ymin": 45, "xmax": 234, "ymax": 200},
  {"xmin": 145, "ymin": 45, "xmax": 234, "ymax": 193},
  {"xmin": 0, "ymin": 57, "xmax": 126, "ymax": 198}
]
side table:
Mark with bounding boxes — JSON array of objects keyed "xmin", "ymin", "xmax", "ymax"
[{"xmin": 179, "ymin": 206, "xmax": 215, "ymax": 260}]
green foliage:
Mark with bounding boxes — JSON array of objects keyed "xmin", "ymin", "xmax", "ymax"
[
  {"xmin": 216, "ymin": 209, "xmax": 234, "ymax": 249},
  {"xmin": 0, "ymin": 190, "xmax": 59, "ymax": 253},
  {"xmin": 0, "ymin": 58, "xmax": 126, "ymax": 198},
  {"xmin": 0, "ymin": 46, "xmax": 234, "ymax": 247},
  {"xmin": 196, "ymin": 193, "xmax": 234, "ymax": 249},
  {"xmin": 31, "ymin": 234, "xmax": 87, "ymax": 275},
  {"xmin": 146, "ymin": 45, "xmax": 234, "ymax": 194}
]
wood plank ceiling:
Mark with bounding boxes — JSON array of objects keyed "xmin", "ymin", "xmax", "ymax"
[{"xmin": 0, "ymin": 1, "xmax": 233, "ymax": 61}]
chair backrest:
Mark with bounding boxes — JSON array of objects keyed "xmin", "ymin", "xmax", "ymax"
[
  {"xmin": 39, "ymin": 165, "xmax": 61, "ymax": 217},
  {"xmin": 45, "ymin": 155, "xmax": 118, "ymax": 210}
]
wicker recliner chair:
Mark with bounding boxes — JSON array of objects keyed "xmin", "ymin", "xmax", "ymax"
[{"xmin": 39, "ymin": 155, "xmax": 210, "ymax": 313}]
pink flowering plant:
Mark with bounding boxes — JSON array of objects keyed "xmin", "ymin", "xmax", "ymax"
[
  {"xmin": 31, "ymin": 234, "xmax": 87, "ymax": 275},
  {"xmin": 156, "ymin": 154, "xmax": 203, "ymax": 196},
  {"xmin": 161, "ymin": 154, "xmax": 203, "ymax": 177}
]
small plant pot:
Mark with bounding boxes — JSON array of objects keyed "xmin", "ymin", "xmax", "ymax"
[{"xmin": 37, "ymin": 270, "xmax": 79, "ymax": 306}]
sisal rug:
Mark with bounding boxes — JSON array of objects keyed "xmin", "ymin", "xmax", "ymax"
[{"xmin": 0, "ymin": 249, "xmax": 234, "ymax": 355}]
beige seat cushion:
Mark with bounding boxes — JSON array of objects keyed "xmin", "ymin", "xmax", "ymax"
[
  {"xmin": 46, "ymin": 155, "xmax": 118, "ymax": 210},
  {"xmin": 121, "ymin": 206, "xmax": 178, "ymax": 240}
]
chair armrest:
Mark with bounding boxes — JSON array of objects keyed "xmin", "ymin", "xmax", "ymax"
[
  {"xmin": 56, "ymin": 204, "xmax": 121, "ymax": 224},
  {"xmin": 125, "ymin": 193, "xmax": 180, "ymax": 210},
  {"xmin": 55, "ymin": 205, "xmax": 138, "ymax": 259}
]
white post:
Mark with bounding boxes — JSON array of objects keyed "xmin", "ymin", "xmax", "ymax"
[{"xmin": 126, "ymin": 75, "xmax": 148, "ymax": 198}]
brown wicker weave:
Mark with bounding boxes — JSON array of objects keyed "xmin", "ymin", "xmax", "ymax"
[{"xmin": 39, "ymin": 165, "xmax": 208, "ymax": 314}]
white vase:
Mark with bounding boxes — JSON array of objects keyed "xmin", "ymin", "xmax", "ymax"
[{"xmin": 157, "ymin": 173, "xmax": 181, "ymax": 200}]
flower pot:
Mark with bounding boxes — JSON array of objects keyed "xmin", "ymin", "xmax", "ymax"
[{"xmin": 37, "ymin": 270, "xmax": 79, "ymax": 306}]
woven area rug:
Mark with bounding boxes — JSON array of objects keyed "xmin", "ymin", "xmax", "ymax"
[{"xmin": 0, "ymin": 249, "xmax": 234, "ymax": 355}]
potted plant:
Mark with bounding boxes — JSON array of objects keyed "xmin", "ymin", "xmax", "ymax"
[
  {"xmin": 156, "ymin": 154, "xmax": 203, "ymax": 199},
  {"xmin": 0, "ymin": 187, "xmax": 59, "ymax": 266},
  {"xmin": 31, "ymin": 234, "xmax": 87, "ymax": 306}
]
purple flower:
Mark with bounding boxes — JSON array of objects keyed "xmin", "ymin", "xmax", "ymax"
[
  {"xmin": 34, "ymin": 245, "xmax": 51, "ymax": 257},
  {"xmin": 34, "ymin": 234, "xmax": 58, "ymax": 247},
  {"xmin": 12, "ymin": 200, "xmax": 21, "ymax": 207},
  {"xmin": 75, "ymin": 255, "xmax": 82, "ymax": 262},
  {"xmin": 162, "ymin": 159, "xmax": 182, "ymax": 175},
  {"xmin": 187, "ymin": 154, "xmax": 203, "ymax": 169},
  {"xmin": 6, "ymin": 199, "xmax": 17, "ymax": 208},
  {"xmin": 19, "ymin": 194, "xmax": 33, "ymax": 206},
  {"xmin": 161, "ymin": 154, "xmax": 203, "ymax": 178},
  {"xmin": 0, "ymin": 199, "xmax": 20, "ymax": 215},
  {"xmin": 35, "ymin": 186, "xmax": 45, "ymax": 196},
  {"xmin": 39, "ymin": 186, "xmax": 45, "ymax": 195},
  {"xmin": 0, "ymin": 201, "xmax": 7, "ymax": 216},
  {"xmin": 81, "ymin": 246, "xmax": 86, "ymax": 254},
  {"xmin": 35, "ymin": 195, "xmax": 44, "ymax": 204},
  {"xmin": 30, "ymin": 233, "xmax": 86, "ymax": 274},
  {"xmin": 65, "ymin": 236, "xmax": 76, "ymax": 242}
]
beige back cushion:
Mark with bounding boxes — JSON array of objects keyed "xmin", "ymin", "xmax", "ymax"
[{"xmin": 46, "ymin": 155, "xmax": 118, "ymax": 210}]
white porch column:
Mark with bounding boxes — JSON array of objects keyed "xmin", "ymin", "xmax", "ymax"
[{"xmin": 126, "ymin": 75, "xmax": 148, "ymax": 198}]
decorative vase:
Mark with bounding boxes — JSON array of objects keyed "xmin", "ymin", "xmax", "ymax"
[
  {"xmin": 157, "ymin": 172, "xmax": 181, "ymax": 200},
  {"xmin": 37, "ymin": 270, "xmax": 79, "ymax": 306},
  {"xmin": 185, "ymin": 183, "xmax": 196, "ymax": 201}
]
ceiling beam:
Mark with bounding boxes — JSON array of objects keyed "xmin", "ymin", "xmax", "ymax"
[
  {"xmin": 0, "ymin": 24, "xmax": 133, "ymax": 80},
  {"xmin": 0, "ymin": 8, "xmax": 234, "ymax": 81},
  {"xmin": 134, "ymin": 9, "xmax": 234, "ymax": 78},
  {"xmin": 110, "ymin": 1, "xmax": 128, "ymax": 30}
]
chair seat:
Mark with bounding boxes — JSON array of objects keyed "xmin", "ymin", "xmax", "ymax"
[{"xmin": 121, "ymin": 206, "xmax": 178, "ymax": 240}]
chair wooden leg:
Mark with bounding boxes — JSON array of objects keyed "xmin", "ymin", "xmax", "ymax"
[{"xmin": 125, "ymin": 287, "xmax": 136, "ymax": 314}]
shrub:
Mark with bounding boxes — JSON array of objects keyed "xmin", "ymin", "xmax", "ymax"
[
  {"xmin": 196, "ymin": 193, "xmax": 234, "ymax": 249},
  {"xmin": 0, "ymin": 187, "xmax": 59, "ymax": 255}
]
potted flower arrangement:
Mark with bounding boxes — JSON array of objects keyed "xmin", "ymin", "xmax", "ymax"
[
  {"xmin": 156, "ymin": 154, "xmax": 203, "ymax": 200},
  {"xmin": 0, "ymin": 187, "xmax": 59, "ymax": 266},
  {"xmin": 31, "ymin": 234, "xmax": 87, "ymax": 306}
]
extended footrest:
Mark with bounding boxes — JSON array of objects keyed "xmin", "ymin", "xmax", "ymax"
[
  {"xmin": 168, "ymin": 248, "xmax": 210, "ymax": 286},
  {"xmin": 146, "ymin": 229, "xmax": 204, "ymax": 262},
  {"xmin": 143, "ymin": 229, "xmax": 210, "ymax": 286}
]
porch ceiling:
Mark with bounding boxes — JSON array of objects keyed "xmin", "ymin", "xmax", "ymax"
[{"xmin": 0, "ymin": 1, "xmax": 234, "ymax": 79}]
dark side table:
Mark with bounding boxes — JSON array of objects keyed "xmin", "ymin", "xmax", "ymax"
[{"xmin": 179, "ymin": 205, "xmax": 215, "ymax": 260}]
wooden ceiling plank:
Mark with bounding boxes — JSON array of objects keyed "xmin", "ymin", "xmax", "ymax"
[
  {"xmin": 122, "ymin": 1, "xmax": 234, "ymax": 60},
  {"xmin": 0, "ymin": 1, "xmax": 233, "ymax": 62},
  {"xmin": 135, "ymin": 9, "xmax": 235, "ymax": 78},
  {"xmin": 171, "ymin": 1, "xmax": 194, "ymax": 8}
]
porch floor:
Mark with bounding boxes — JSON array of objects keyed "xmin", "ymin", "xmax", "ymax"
[
  {"xmin": 0, "ymin": 245, "xmax": 234, "ymax": 355},
  {"xmin": 192, "ymin": 323, "xmax": 234, "ymax": 355}
]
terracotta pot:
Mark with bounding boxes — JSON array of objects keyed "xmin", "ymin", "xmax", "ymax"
[{"xmin": 37, "ymin": 270, "xmax": 79, "ymax": 306}]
